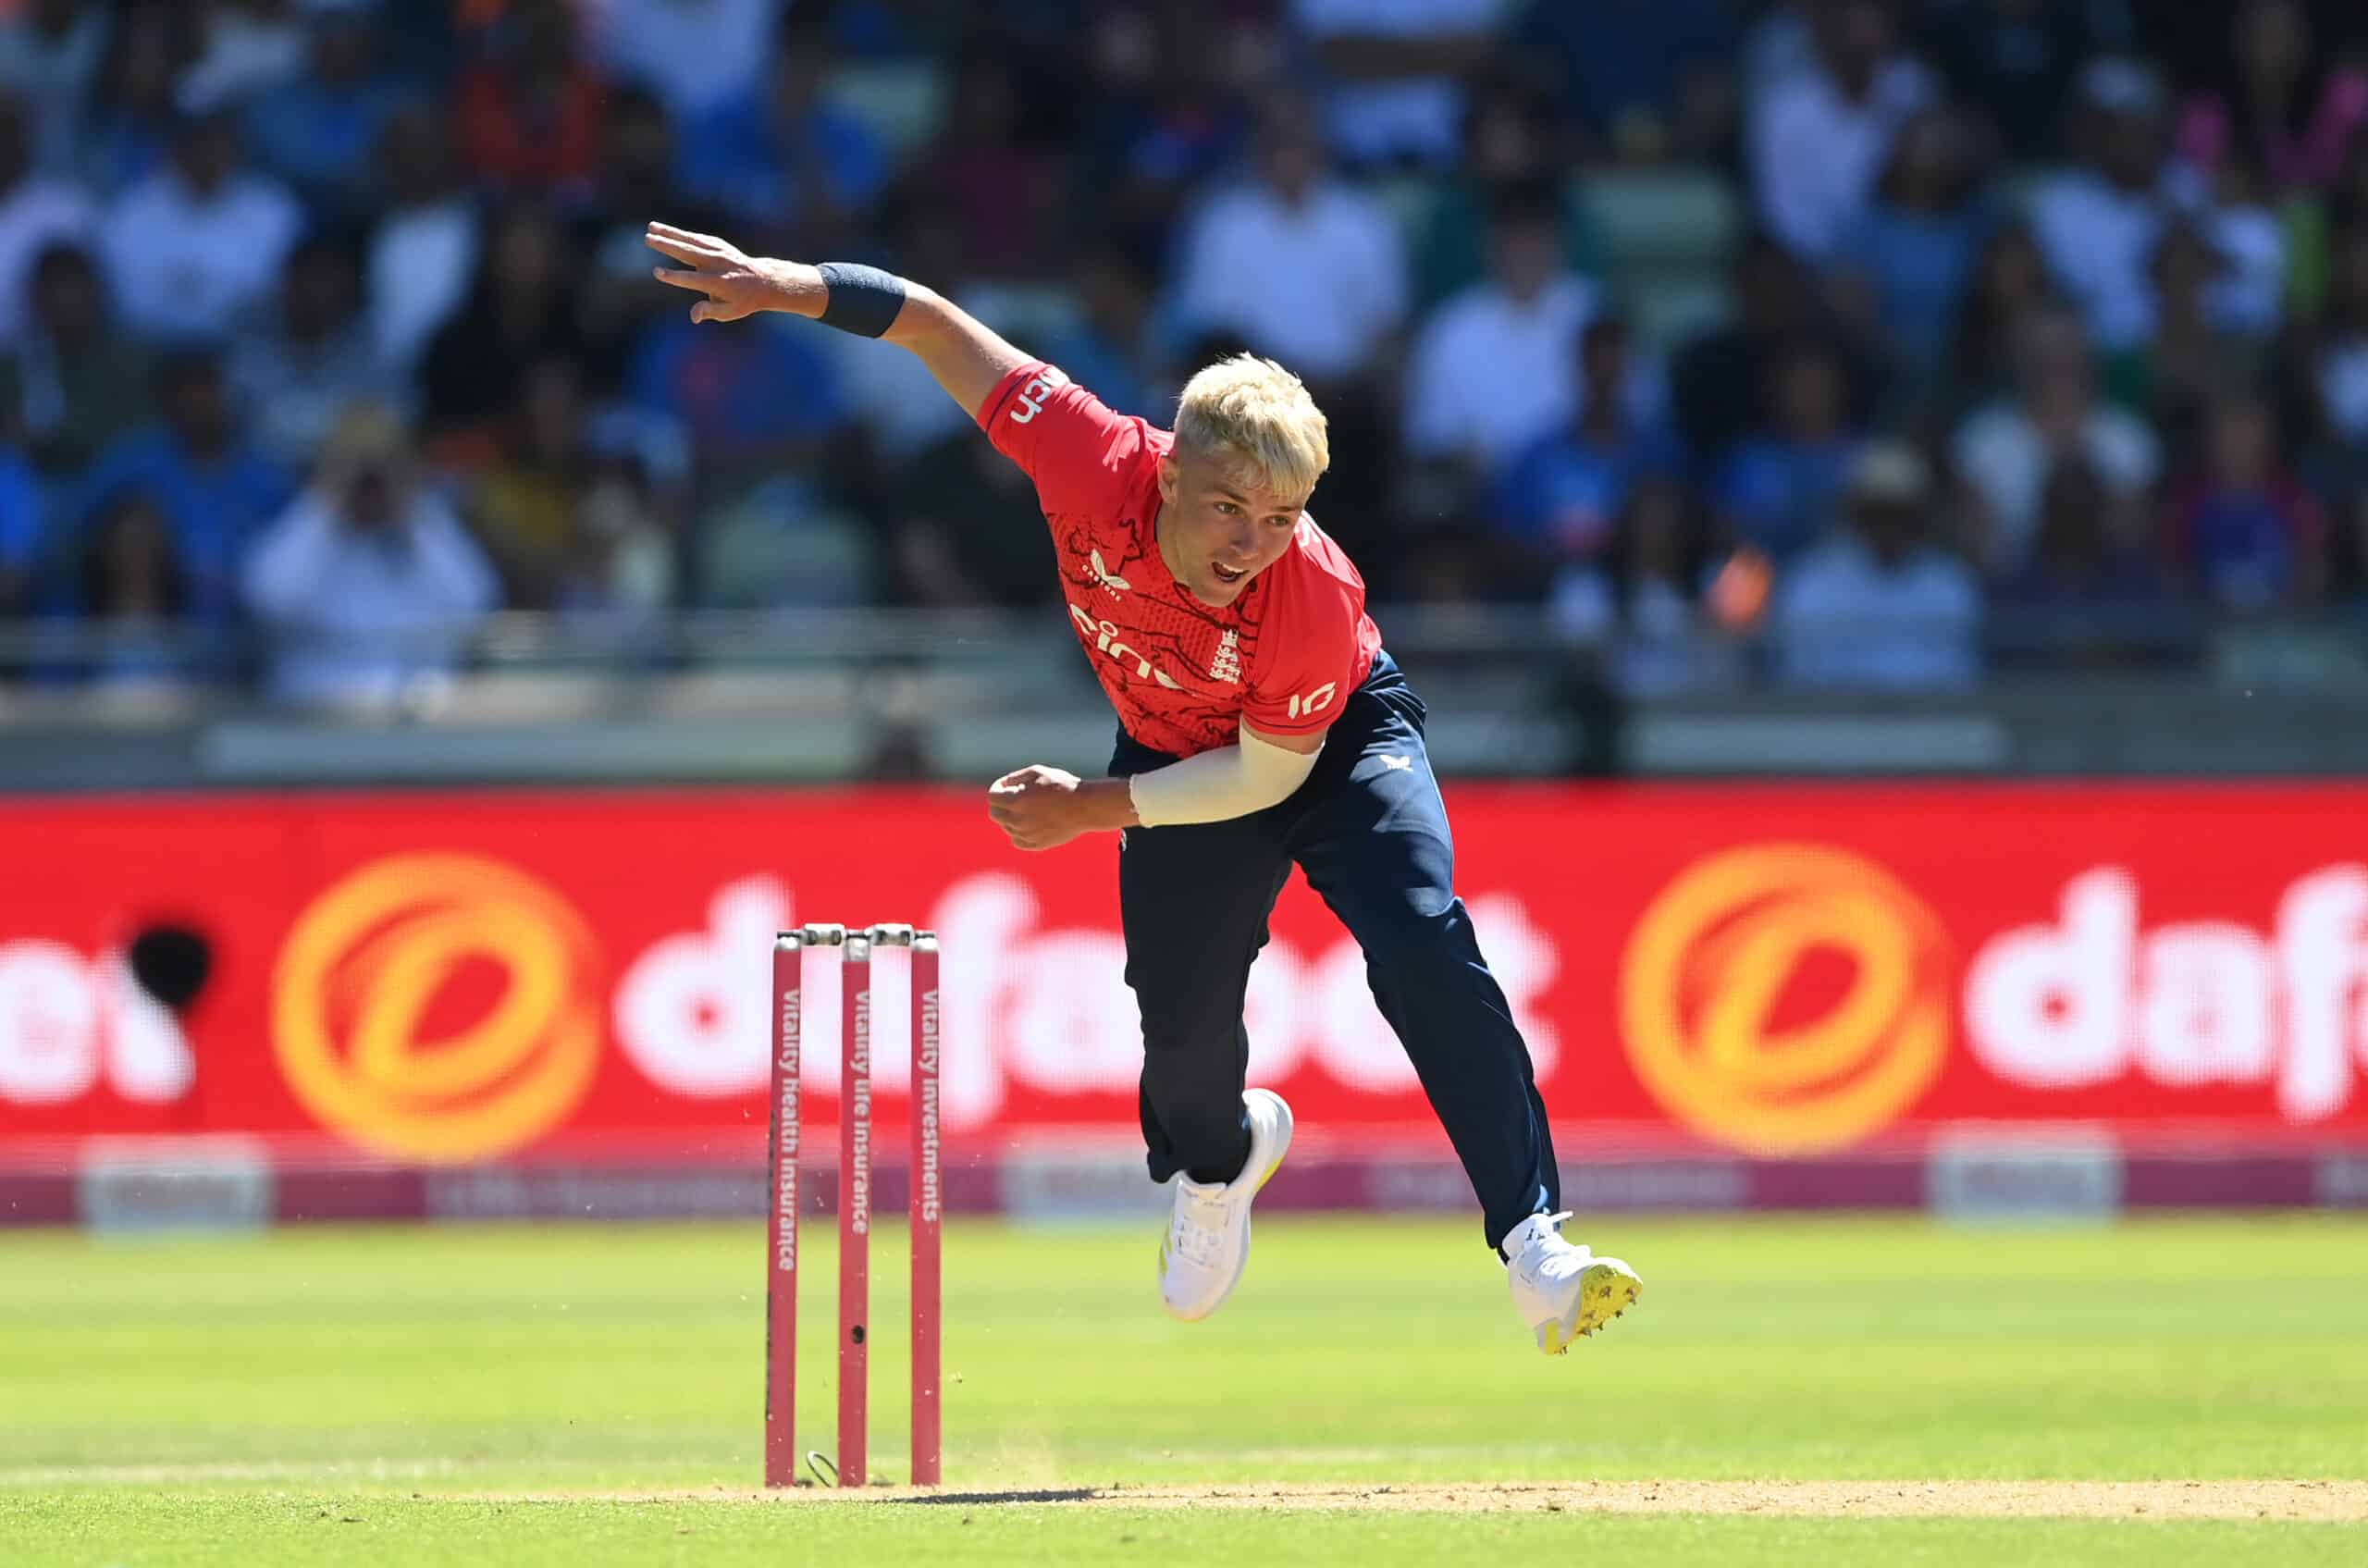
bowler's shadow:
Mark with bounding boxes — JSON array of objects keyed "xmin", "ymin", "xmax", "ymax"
[{"xmin": 892, "ymin": 1488, "xmax": 1099, "ymax": 1506}]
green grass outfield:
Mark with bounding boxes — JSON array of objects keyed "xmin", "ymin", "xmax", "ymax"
[{"xmin": 3, "ymin": 1215, "xmax": 2364, "ymax": 1565}]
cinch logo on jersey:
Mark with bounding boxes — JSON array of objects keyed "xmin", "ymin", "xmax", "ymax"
[
  {"xmin": 1619, "ymin": 844, "xmax": 1952, "ymax": 1155},
  {"xmin": 271, "ymin": 853, "xmax": 603, "ymax": 1161},
  {"xmin": 1005, "ymin": 366, "xmax": 1067, "ymax": 426},
  {"xmin": 1067, "ymin": 602, "xmax": 1182, "ymax": 690}
]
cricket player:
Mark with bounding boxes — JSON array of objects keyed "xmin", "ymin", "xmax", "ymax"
[{"xmin": 648, "ymin": 222, "xmax": 1641, "ymax": 1353}]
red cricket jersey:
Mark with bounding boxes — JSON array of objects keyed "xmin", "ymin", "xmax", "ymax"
[{"xmin": 977, "ymin": 361, "xmax": 1382, "ymax": 759}]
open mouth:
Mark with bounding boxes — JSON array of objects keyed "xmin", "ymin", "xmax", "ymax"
[{"xmin": 1211, "ymin": 562, "xmax": 1246, "ymax": 586}]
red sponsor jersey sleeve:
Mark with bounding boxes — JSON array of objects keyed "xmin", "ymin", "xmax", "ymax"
[
  {"xmin": 1240, "ymin": 516, "xmax": 1381, "ymax": 738},
  {"xmin": 976, "ymin": 362, "xmax": 1159, "ymax": 521}
]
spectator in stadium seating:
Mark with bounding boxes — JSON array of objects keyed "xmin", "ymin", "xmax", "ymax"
[
  {"xmin": 99, "ymin": 106, "xmax": 302, "ymax": 343},
  {"xmin": 2307, "ymin": 221, "xmax": 2368, "ymax": 461},
  {"xmin": 75, "ymin": 489, "xmax": 195, "ymax": 686},
  {"xmin": 2191, "ymin": 157, "xmax": 2290, "ymax": 344},
  {"xmin": 1075, "ymin": 2, "xmax": 1260, "ymax": 276},
  {"xmin": 80, "ymin": 4, "xmax": 195, "ymax": 196},
  {"xmin": 376, "ymin": 0, "xmax": 461, "ymax": 82},
  {"xmin": 887, "ymin": 424, "xmax": 1066, "ymax": 610},
  {"xmin": 691, "ymin": 470, "xmax": 872, "ymax": 611},
  {"xmin": 1385, "ymin": 518, "xmax": 1494, "ymax": 607},
  {"xmin": 457, "ymin": 0, "xmax": 607, "ymax": 194},
  {"xmin": 366, "ymin": 105, "xmax": 480, "ymax": 374},
  {"xmin": 245, "ymin": 2, "xmax": 401, "ymax": 218},
  {"xmin": 1515, "ymin": 0, "xmax": 1735, "ymax": 166},
  {"xmin": 1942, "ymin": 220, "xmax": 2054, "ymax": 423},
  {"xmin": 0, "ymin": 244, "xmax": 153, "ymax": 480},
  {"xmin": 1287, "ymin": 0, "xmax": 1505, "ymax": 171},
  {"xmin": 1990, "ymin": 457, "xmax": 2186, "ymax": 671},
  {"xmin": 2329, "ymin": 125, "xmax": 2368, "ymax": 233},
  {"xmin": 1402, "ymin": 181, "xmax": 1600, "ymax": 475},
  {"xmin": 1043, "ymin": 248, "xmax": 1159, "ymax": 423},
  {"xmin": 180, "ymin": 0, "xmax": 309, "ymax": 111},
  {"xmin": 1917, "ymin": 0, "xmax": 2125, "ymax": 162},
  {"xmin": 2140, "ymin": 0, "xmax": 2368, "ymax": 114},
  {"xmin": 0, "ymin": 0, "xmax": 110, "ymax": 177},
  {"xmin": 2334, "ymin": 490, "xmax": 2368, "ymax": 621},
  {"xmin": 1830, "ymin": 107, "xmax": 1993, "ymax": 409},
  {"xmin": 1412, "ymin": 79, "xmax": 1598, "ymax": 308},
  {"xmin": 229, "ymin": 233, "xmax": 404, "ymax": 473},
  {"xmin": 1954, "ymin": 309, "xmax": 2162, "ymax": 572},
  {"xmin": 241, "ymin": 402, "xmax": 500, "ymax": 708},
  {"xmin": 421, "ymin": 203, "xmax": 585, "ymax": 454},
  {"xmin": 2029, "ymin": 58, "xmax": 2202, "ymax": 352},
  {"xmin": 2178, "ymin": 0, "xmax": 2368, "ymax": 198},
  {"xmin": 817, "ymin": 197, "xmax": 975, "ymax": 466},
  {"xmin": 2102, "ymin": 219, "xmax": 2271, "ymax": 454},
  {"xmin": 626, "ymin": 283, "xmax": 848, "ymax": 482},
  {"xmin": 466, "ymin": 354, "xmax": 582, "ymax": 609},
  {"xmin": 1548, "ymin": 475, "xmax": 1743, "ymax": 696},
  {"xmin": 591, "ymin": 0, "xmax": 775, "ymax": 124},
  {"xmin": 1492, "ymin": 315, "xmax": 1683, "ymax": 572},
  {"xmin": 1747, "ymin": 0, "xmax": 1935, "ymax": 264},
  {"xmin": 80, "ymin": 351, "xmax": 293, "ymax": 627},
  {"xmin": 2288, "ymin": 125, "xmax": 2368, "ymax": 315},
  {"xmin": 554, "ymin": 418, "xmax": 680, "ymax": 630},
  {"xmin": 2161, "ymin": 393, "xmax": 2325, "ymax": 611},
  {"xmin": 0, "ymin": 440, "xmax": 40, "ymax": 617},
  {"xmin": 1717, "ymin": 339, "xmax": 1864, "ymax": 563},
  {"xmin": 575, "ymin": 87, "xmax": 698, "ymax": 381},
  {"xmin": 1771, "ymin": 440, "xmax": 1982, "ymax": 690},
  {"xmin": 1169, "ymin": 93, "xmax": 1409, "ymax": 383},
  {"xmin": 909, "ymin": 56, "xmax": 1066, "ymax": 282},
  {"xmin": 0, "ymin": 95, "xmax": 96, "ymax": 353},
  {"xmin": 674, "ymin": 16, "xmax": 886, "ymax": 239},
  {"xmin": 1736, "ymin": 0, "xmax": 1819, "ymax": 93},
  {"xmin": 1671, "ymin": 232, "xmax": 1877, "ymax": 464}
]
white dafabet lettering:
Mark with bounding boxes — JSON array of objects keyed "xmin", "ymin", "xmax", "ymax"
[
  {"xmin": 610, "ymin": 873, "xmax": 1560, "ymax": 1130},
  {"xmin": 1965, "ymin": 865, "xmax": 2368, "ymax": 1119}
]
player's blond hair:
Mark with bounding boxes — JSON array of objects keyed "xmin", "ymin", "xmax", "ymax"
[{"xmin": 1173, "ymin": 354, "xmax": 1330, "ymax": 504}]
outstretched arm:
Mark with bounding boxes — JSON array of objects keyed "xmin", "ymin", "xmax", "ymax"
[{"xmin": 646, "ymin": 221, "xmax": 1030, "ymax": 419}]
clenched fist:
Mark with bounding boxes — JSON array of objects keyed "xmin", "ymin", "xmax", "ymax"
[{"xmin": 986, "ymin": 765, "xmax": 1092, "ymax": 852}]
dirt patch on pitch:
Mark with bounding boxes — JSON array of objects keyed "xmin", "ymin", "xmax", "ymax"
[
  {"xmin": 1023, "ymin": 1480, "xmax": 2368, "ymax": 1521},
  {"xmin": 527, "ymin": 1480, "xmax": 2368, "ymax": 1521}
]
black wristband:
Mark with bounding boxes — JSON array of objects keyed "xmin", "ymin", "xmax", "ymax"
[{"xmin": 815, "ymin": 262, "xmax": 908, "ymax": 339}]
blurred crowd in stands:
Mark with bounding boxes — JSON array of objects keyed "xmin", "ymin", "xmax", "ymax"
[{"xmin": 3, "ymin": 0, "xmax": 2368, "ymax": 706}]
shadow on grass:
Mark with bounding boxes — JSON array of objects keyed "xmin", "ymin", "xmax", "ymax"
[{"xmin": 891, "ymin": 1489, "xmax": 1100, "ymax": 1506}]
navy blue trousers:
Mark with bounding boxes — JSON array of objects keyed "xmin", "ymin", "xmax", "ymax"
[{"xmin": 1109, "ymin": 650, "xmax": 1560, "ymax": 1249}]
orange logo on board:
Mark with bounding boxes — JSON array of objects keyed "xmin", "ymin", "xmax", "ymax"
[
  {"xmin": 272, "ymin": 855, "xmax": 601, "ymax": 1161},
  {"xmin": 1620, "ymin": 845, "xmax": 1952, "ymax": 1154}
]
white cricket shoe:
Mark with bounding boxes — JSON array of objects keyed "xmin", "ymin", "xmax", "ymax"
[
  {"xmin": 1156, "ymin": 1089, "xmax": 1294, "ymax": 1321},
  {"xmin": 1502, "ymin": 1211, "xmax": 1642, "ymax": 1356}
]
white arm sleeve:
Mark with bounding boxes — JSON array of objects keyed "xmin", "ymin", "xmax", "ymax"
[{"xmin": 1127, "ymin": 727, "xmax": 1323, "ymax": 827}]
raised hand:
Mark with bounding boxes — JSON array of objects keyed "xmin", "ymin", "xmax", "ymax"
[
  {"xmin": 645, "ymin": 221, "xmax": 800, "ymax": 324},
  {"xmin": 643, "ymin": 220, "xmax": 1030, "ymax": 419}
]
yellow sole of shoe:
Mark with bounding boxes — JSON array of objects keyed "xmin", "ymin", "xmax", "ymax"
[{"xmin": 1536, "ymin": 1263, "xmax": 1643, "ymax": 1357}]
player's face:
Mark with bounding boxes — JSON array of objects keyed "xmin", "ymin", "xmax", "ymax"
[{"xmin": 1155, "ymin": 452, "xmax": 1304, "ymax": 607}]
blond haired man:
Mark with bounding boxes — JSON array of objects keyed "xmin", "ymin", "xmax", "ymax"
[{"xmin": 648, "ymin": 222, "xmax": 1641, "ymax": 1354}]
